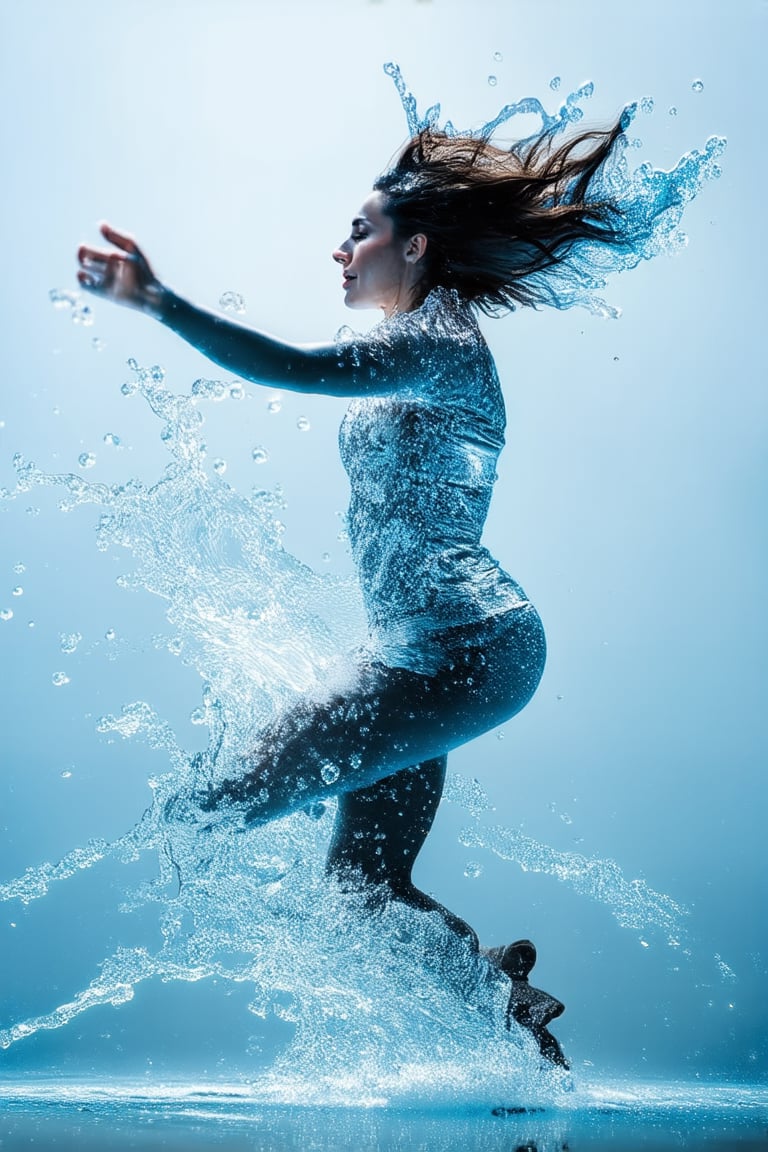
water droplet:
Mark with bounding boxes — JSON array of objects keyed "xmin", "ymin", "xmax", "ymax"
[
  {"xmin": 49, "ymin": 287, "xmax": 79, "ymax": 310},
  {"xmin": 464, "ymin": 861, "xmax": 483, "ymax": 879},
  {"xmin": 103, "ymin": 432, "xmax": 121, "ymax": 447},
  {"xmin": 12, "ymin": 563, "xmax": 25, "ymax": 574},
  {"xmin": 487, "ymin": 75, "xmax": 497, "ymax": 87},
  {"xmin": 105, "ymin": 628, "xmax": 116, "ymax": 641},
  {"xmin": 52, "ymin": 671, "xmax": 70, "ymax": 686},
  {"xmin": 91, "ymin": 337, "xmax": 106, "ymax": 351},
  {"xmin": 267, "ymin": 398, "xmax": 282, "ymax": 414},
  {"xmin": 640, "ymin": 96, "xmax": 654, "ymax": 114},
  {"xmin": 496, "ymin": 729, "xmax": 505, "ymax": 740},
  {"xmin": 640, "ymin": 939, "xmax": 650, "ymax": 949},
  {"xmin": 296, "ymin": 416, "xmax": 311, "ymax": 432},
  {"xmin": 11, "ymin": 586, "xmax": 23, "ymax": 597},
  {"xmin": 320, "ymin": 762, "xmax": 340, "ymax": 785},
  {"xmin": 321, "ymin": 552, "xmax": 331, "ymax": 563},
  {"xmin": 0, "ymin": 608, "xmax": 13, "ymax": 621},
  {"xmin": 78, "ymin": 452, "xmax": 96, "ymax": 469},
  {"xmin": 229, "ymin": 382, "xmax": 245, "ymax": 401},
  {"xmin": 126, "ymin": 357, "xmax": 139, "ymax": 371},
  {"xmin": 668, "ymin": 105, "xmax": 678, "ymax": 117},
  {"xmin": 219, "ymin": 291, "xmax": 246, "ymax": 314},
  {"xmin": 549, "ymin": 76, "xmax": 561, "ymax": 91},
  {"xmin": 72, "ymin": 304, "xmax": 94, "ymax": 326},
  {"xmin": 61, "ymin": 769, "xmax": 72, "ymax": 779},
  {"xmin": 213, "ymin": 458, "xmax": 227, "ymax": 475},
  {"xmin": 60, "ymin": 631, "xmax": 82, "ymax": 654},
  {"xmin": 121, "ymin": 380, "xmax": 138, "ymax": 397},
  {"xmin": 691, "ymin": 79, "xmax": 704, "ymax": 93},
  {"xmin": 493, "ymin": 51, "xmax": 503, "ymax": 62},
  {"xmin": 251, "ymin": 446, "xmax": 269, "ymax": 464}
]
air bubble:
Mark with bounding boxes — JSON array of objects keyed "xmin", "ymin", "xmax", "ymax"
[
  {"xmin": 105, "ymin": 628, "xmax": 116, "ymax": 641},
  {"xmin": 320, "ymin": 762, "xmax": 340, "ymax": 785},
  {"xmin": 49, "ymin": 288, "xmax": 79, "ymax": 310},
  {"xmin": 0, "ymin": 608, "xmax": 13, "ymax": 621},
  {"xmin": 640, "ymin": 96, "xmax": 654, "ymax": 114},
  {"xmin": 496, "ymin": 730, "xmax": 505, "ymax": 740},
  {"xmin": 103, "ymin": 433, "xmax": 121, "ymax": 447},
  {"xmin": 72, "ymin": 304, "xmax": 94, "ymax": 326},
  {"xmin": 121, "ymin": 380, "xmax": 138, "ymax": 397},
  {"xmin": 487, "ymin": 75, "xmax": 497, "ymax": 87},
  {"xmin": 52, "ymin": 672, "xmax": 70, "ymax": 687},
  {"xmin": 11, "ymin": 586, "xmax": 23, "ymax": 597},
  {"xmin": 549, "ymin": 76, "xmax": 561, "ymax": 91},
  {"xmin": 691, "ymin": 79, "xmax": 704, "ymax": 93},
  {"xmin": 219, "ymin": 291, "xmax": 246, "ymax": 314},
  {"xmin": 229, "ymin": 382, "xmax": 245, "ymax": 401},
  {"xmin": 464, "ymin": 861, "xmax": 483, "ymax": 879},
  {"xmin": 296, "ymin": 416, "xmax": 310, "ymax": 432},
  {"xmin": 78, "ymin": 452, "xmax": 96, "ymax": 469},
  {"xmin": 91, "ymin": 337, "xmax": 106, "ymax": 352},
  {"xmin": 668, "ymin": 105, "xmax": 678, "ymax": 117},
  {"xmin": 252, "ymin": 447, "xmax": 269, "ymax": 464},
  {"xmin": 61, "ymin": 770, "xmax": 72, "ymax": 779},
  {"xmin": 267, "ymin": 398, "xmax": 282, "ymax": 414},
  {"xmin": 493, "ymin": 51, "xmax": 503, "ymax": 62},
  {"xmin": 60, "ymin": 632, "xmax": 82, "ymax": 654},
  {"xmin": 213, "ymin": 458, "xmax": 227, "ymax": 475},
  {"xmin": 12, "ymin": 563, "xmax": 25, "ymax": 574}
]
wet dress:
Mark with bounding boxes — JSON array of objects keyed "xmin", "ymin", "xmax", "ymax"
[{"xmin": 336, "ymin": 286, "xmax": 533, "ymax": 675}]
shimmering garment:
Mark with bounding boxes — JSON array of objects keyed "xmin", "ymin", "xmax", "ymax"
[{"xmin": 337, "ymin": 287, "xmax": 531, "ymax": 673}]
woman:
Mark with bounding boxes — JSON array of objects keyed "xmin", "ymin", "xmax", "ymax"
[{"xmin": 77, "ymin": 124, "xmax": 628, "ymax": 1066}]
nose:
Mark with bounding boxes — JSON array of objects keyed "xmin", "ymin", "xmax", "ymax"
[{"xmin": 332, "ymin": 241, "xmax": 351, "ymax": 266}]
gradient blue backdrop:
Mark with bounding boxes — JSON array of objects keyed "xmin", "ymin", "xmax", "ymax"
[{"xmin": 0, "ymin": 0, "xmax": 765, "ymax": 1088}]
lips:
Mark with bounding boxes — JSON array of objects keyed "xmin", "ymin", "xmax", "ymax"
[{"xmin": 343, "ymin": 274, "xmax": 356, "ymax": 287}]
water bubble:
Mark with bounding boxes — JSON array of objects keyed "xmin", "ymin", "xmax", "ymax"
[
  {"xmin": 91, "ymin": 337, "xmax": 106, "ymax": 351},
  {"xmin": 11, "ymin": 586, "xmax": 23, "ymax": 597},
  {"xmin": 267, "ymin": 398, "xmax": 282, "ymax": 414},
  {"xmin": 78, "ymin": 452, "xmax": 96, "ymax": 469},
  {"xmin": 229, "ymin": 382, "xmax": 245, "ymax": 401},
  {"xmin": 105, "ymin": 628, "xmax": 116, "ymax": 641},
  {"xmin": 464, "ymin": 861, "xmax": 483, "ymax": 879},
  {"xmin": 251, "ymin": 446, "xmax": 269, "ymax": 464},
  {"xmin": 213, "ymin": 458, "xmax": 227, "ymax": 475},
  {"xmin": 61, "ymin": 770, "xmax": 72, "ymax": 779},
  {"xmin": 549, "ymin": 76, "xmax": 561, "ymax": 91},
  {"xmin": 487, "ymin": 75, "xmax": 497, "ymax": 87},
  {"xmin": 150, "ymin": 365, "xmax": 165, "ymax": 384},
  {"xmin": 52, "ymin": 672, "xmax": 70, "ymax": 687},
  {"xmin": 320, "ymin": 762, "xmax": 340, "ymax": 785},
  {"xmin": 60, "ymin": 632, "xmax": 82, "ymax": 654},
  {"xmin": 126, "ymin": 357, "xmax": 139, "ymax": 371},
  {"xmin": 493, "ymin": 51, "xmax": 503, "ymax": 62},
  {"xmin": 49, "ymin": 288, "xmax": 79, "ymax": 310},
  {"xmin": 691, "ymin": 79, "xmax": 704, "ymax": 93},
  {"xmin": 0, "ymin": 609, "xmax": 13, "ymax": 621},
  {"xmin": 496, "ymin": 730, "xmax": 505, "ymax": 740},
  {"xmin": 560, "ymin": 813, "xmax": 573, "ymax": 825},
  {"xmin": 189, "ymin": 707, "xmax": 207, "ymax": 725},
  {"xmin": 296, "ymin": 416, "xmax": 311, "ymax": 432},
  {"xmin": 103, "ymin": 432, "xmax": 121, "ymax": 447},
  {"xmin": 121, "ymin": 380, "xmax": 138, "ymax": 397},
  {"xmin": 640, "ymin": 96, "xmax": 654, "ymax": 114},
  {"xmin": 72, "ymin": 304, "xmax": 94, "ymax": 326},
  {"xmin": 640, "ymin": 939, "xmax": 650, "ymax": 949},
  {"xmin": 668, "ymin": 105, "xmax": 678, "ymax": 117},
  {"xmin": 321, "ymin": 551, "xmax": 331, "ymax": 563},
  {"xmin": 219, "ymin": 291, "xmax": 246, "ymax": 314},
  {"xmin": 12, "ymin": 563, "xmax": 25, "ymax": 574}
]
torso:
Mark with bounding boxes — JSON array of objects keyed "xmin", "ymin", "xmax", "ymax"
[{"xmin": 337, "ymin": 287, "xmax": 530, "ymax": 672}]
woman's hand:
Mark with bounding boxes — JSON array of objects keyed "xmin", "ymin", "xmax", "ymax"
[{"xmin": 77, "ymin": 223, "xmax": 167, "ymax": 319}]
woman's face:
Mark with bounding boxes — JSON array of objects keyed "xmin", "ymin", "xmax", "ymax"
[{"xmin": 333, "ymin": 192, "xmax": 424, "ymax": 316}]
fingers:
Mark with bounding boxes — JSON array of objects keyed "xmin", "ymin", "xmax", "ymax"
[{"xmin": 100, "ymin": 222, "xmax": 140, "ymax": 256}]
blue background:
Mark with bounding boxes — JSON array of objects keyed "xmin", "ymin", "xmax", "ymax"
[{"xmin": 0, "ymin": 0, "xmax": 765, "ymax": 1088}]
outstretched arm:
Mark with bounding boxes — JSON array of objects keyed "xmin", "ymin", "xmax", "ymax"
[{"xmin": 77, "ymin": 224, "xmax": 407, "ymax": 397}]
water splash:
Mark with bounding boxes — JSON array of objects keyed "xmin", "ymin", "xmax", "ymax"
[{"xmin": 383, "ymin": 63, "xmax": 725, "ymax": 317}]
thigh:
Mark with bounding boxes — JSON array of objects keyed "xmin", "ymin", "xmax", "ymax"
[{"xmin": 217, "ymin": 605, "xmax": 545, "ymax": 822}]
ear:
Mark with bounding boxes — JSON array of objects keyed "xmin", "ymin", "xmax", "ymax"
[{"xmin": 404, "ymin": 233, "xmax": 428, "ymax": 264}]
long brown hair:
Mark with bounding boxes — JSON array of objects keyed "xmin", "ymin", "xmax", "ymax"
[{"xmin": 374, "ymin": 121, "xmax": 628, "ymax": 314}]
